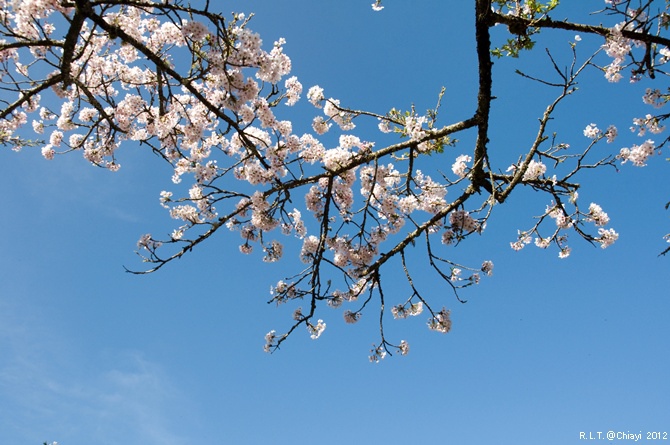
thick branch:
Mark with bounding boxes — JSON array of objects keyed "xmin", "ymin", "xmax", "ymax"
[
  {"xmin": 62, "ymin": 1, "xmax": 88, "ymax": 86},
  {"xmin": 471, "ymin": 0, "xmax": 495, "ymax": 194},
  {"xmin": 493, "ymin": 12, "xmax": 670, "ymax": 48}
]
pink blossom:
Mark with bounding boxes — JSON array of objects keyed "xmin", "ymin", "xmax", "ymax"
[
  {"xmin": 588, "ymin": 203, "xmax": 610, "ymax": 226},
  {"xmin": 597, "ymin": 228, "xmax": 619, "ymax": 248},
  {"xmin": 558, "ymin": 247, "xmax": 571, "ymax": 259},
  {"xmin": 41, "ymin": 145, "xmax": 55, "ymax": 160},
  {"xmin": 343, "ymin": 310, "xmax": 360, "ymax": 324},
  {"xmin": 427, "ymin": 308, "xmax": 452, "ymax": 333},
  {"xmin": 284, "ymin": 76, "xmax": 302, "ymax": 106},
  {"xmin": 312, "ymin": 116, "xmax": 330, "ymax": 134},
  {"xmin": 534, "ymin": 237, "xmax": 550, "ymax": 248},
  {"xmin": 378, "ymin": 118, "xmax": 392, "ymax": 133},
  {"xmin": 451, "ymin": 154, "xmax": 471, "ymax": 178},
  {"xmin": 547, "ymin": 204, "xmax": 573, "ymax": 229},
  {"xmin": 618, "ymin": 139, "xmax": 655, "ymax": 166},
  {"xmin": 522, "ymin": 160, "xmax": 546, "ymax": 181},
  {"xmin": 307, "ymin": 86, "xmax": 324, "ymax": 108},
  {"xmin": 307, "ymin": 319, "xmax": 326, "ymax": 339},
  {"xmin": 583, "ymin": 123, "xmax": 600, "ymax": 139},
  {"xmin": 450, "ymin": 210, "xmax": 477, "ymax": 232},
  {"xmin": 604, "ymin": 125, "xmax": 618, "ymax": 143}
]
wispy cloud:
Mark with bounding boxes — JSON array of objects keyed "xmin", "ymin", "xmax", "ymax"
[{"xmin": 0, "ymin": 300, "xmax": 196, "ymax": 445}]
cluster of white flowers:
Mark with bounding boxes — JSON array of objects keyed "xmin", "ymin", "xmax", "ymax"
[
  {"xmin": 263, "ymin": 330, "xmax": 277, "ymax": 352},
  {"xmin": 307, "ymin": 319, "xmax": 327, "ymax": 339},
  {"xmin": 534, "ymin": 237, "xmax": 550, "ymax": 249},
  {"xmin": 558, "ymin": 246, "xmax": 572, "ymax": 259},
  {"xmin": 427, "ymin": 308, "xmax": 452, "ymax": 333},
  {"xmin": 602, "ymin": 23, "xmax": 632, "ymax": 82},
  {"xmin": 631, "ymin": 115, "xmax": 665, "ymax": 136},
  {"xmin": 522, "ymin": 160, "xmax": 546, "ymax": 181},
  {"xmin": 299, "ymin": 235, "xmax": 320, "ymax": 263},
  {"xmin": 284, "ymin": 76, "xmax": 302, "ymax": 106},
  {"xmin": 510, "ymin": 230, "xmax": 532, "ymax": 251},
  {"xmin": 588, "ymin": 203, "xmax": 610, "ymax": 226},
  {"xmin": 404, "ymin": 115, "xmax": 430, "ymax": 151},
  {"xmin": 371, "ymin": 1, "xmax": 384, "ymax": 12},
  {"xmin": 262, "ymin": 240, "xmax": 283, "ymax": 262},
  {"xmin": 391, "ymin": 302, "xmax": 424, "ymax": 319},
  {"xmin": 451, "ymin": 154, "xmax": 471, "ymax": 178},
  {"xmin": 320, "ymin": 96, "xmax": 355, "ymax": 131},
  {"xmin": 597, "ymin": 228, "xmax": 619, "ymax": 249},
  {"xmin": 604, "ymin": 125, "xmax": 618, "ymax": 143},
  {"xmin": 642, "ymin": 88, "xmax": 667, "ymax": 109},
  {"xmin": 369, "ymin": 344, "xmax": 387, "ymax": 363},
  {"xmin": 137, "ymin": 233, "xmax": 162, "ymax": 251},
  {"xmin": 583, "ymin": 123, "xmax": 601, "ymax": 139},
  {"xmin": 511, "ymin": 198, "xmax": 619, "ymax": 258},
  {"xmin": 449, "ymin": 209, "xmax": 478, "ymax": 233},
  {"xmin": 547, "ymin": 204, "xmax": 573, "ymax": 230},
  {"xmin": 618, "ymin": 139, "xmax": 656, "ymax": 166},
  {"xmin": 343, "ymin": 310, "xmax": 361, "ymax": 324}
]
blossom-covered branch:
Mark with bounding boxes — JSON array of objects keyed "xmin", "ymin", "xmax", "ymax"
[{"xmin": 1, "ymin": 0, "xmax": 667, "ymax": 359}]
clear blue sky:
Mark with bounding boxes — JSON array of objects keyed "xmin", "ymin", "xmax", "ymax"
[{"xmin": 1, "ymin": 1, "xmax": 669, "ymax": 444}]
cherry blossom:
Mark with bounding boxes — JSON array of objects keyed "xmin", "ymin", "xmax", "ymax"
[{"xmin": 452, "ymin": 154, "xmax": 472, "ymax": 178}]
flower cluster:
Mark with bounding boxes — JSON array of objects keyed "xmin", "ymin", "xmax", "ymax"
[
  {"xmin": 631, "ymin": 115, "xmax": 665, "ymax": 136},
  {"xmin": 263, "ymin": 330, "xmax": 278, "ymax": 352},
  {"xmin": 451, "ymin": 154, "xmax": 471, "ymax": 178},
  {"xmin": 618, "ymin": 140, "xmax": 656, "ymax": 166},
  {"xmin": 642, "ymin": 88, "xmax": 668, "ymax": 109},
  {"xmin": 307, "ymin": 319, "xmax": 327, "ymax": 339},
  {"xmin": 511, "ymin": 197, "xmax": 618, "ymax": 258},
  {"xmin": 343, "ymin": 310, "xmax": 361, "ymax": 324},
  {"xmin": 522, "ymin": 160, "xmax": 546, "ymax": 181},
  {"xmin": 597, "ymin": 228, "xmax": 619, "ymax": 249},
  {"xmin": 602, "ymin": 23, "xmax": 632, "ymax": 82},
  {"xmin": 391, "ymin": 302, "xmax": 424, "ymax": 319},
  {"xmin": 481, "ymin": 260, "xmax": 494, "ymax": 276},
  {"xmin": 583, "ymin": 123, "xmax": 600, "ymax": 139},
  {"xmin": 369, "ymin": 344, "xmax": 387, "ymax": 363},
  {"xmin": 427, "ymin": 308, "xmax": 452, "ymax": 333},
  {"xmin": 587, "ymin": 203, "xmax": 610, "ymax": 226}
]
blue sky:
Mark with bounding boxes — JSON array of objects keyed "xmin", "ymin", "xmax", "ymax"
[{"xmin": 1, "ymin": 1, "xmax": 669, "ymax": 444}]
